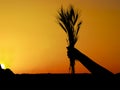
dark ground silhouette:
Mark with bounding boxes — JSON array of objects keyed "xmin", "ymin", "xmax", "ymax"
[{"xmin": 0, "ymin": 69, "xmax": 120, "ymax": 88}]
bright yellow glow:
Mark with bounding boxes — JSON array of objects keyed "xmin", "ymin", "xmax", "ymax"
[{"xmin": 1, "ymin": 64, "xmax": 6, "ymax": 69}]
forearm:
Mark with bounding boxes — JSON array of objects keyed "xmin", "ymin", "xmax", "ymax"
[{"xmin": 77, "ymin": 51, "xmax": 114, "ymax": 76}]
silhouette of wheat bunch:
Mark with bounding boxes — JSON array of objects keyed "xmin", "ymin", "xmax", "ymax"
[{"xmin": 57, "ymin": 5, "xmax": 82, "ymax": 74}]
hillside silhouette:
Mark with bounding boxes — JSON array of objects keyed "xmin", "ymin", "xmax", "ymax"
[
  {"xmin": 0, "ymin": 64, "xmax": 120, "ymax": 88},
  {"xmin": 0, "ymin": 73, "xmax": 120, "ymax": 88}
]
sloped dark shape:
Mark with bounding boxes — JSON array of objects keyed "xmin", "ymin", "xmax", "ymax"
[
  {"xmin": 67, "ymin": 48, "xmax": 114, "ymax": 80},
  {"xmin": 0, "ymin": 64, "xmax": 15, "ymax": 80}
]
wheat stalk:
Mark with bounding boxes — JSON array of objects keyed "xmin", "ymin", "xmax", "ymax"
[{"xmin": 57, "ymin": 5, "xmax": 82, "ymax": 74}]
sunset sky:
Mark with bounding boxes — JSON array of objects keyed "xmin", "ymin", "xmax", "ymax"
[{"xmin": 0, "ymin": 0, "xmax": 120, "ymax": 74}]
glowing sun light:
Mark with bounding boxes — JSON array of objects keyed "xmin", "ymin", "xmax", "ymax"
[{"xmin": 1, "ymin": 64, "xmax": 6, "ymax": 69}]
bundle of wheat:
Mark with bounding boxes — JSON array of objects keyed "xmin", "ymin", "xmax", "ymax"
[{"xmin": 57, "ymin": 5, "xmax": 82, "ymax": 74}]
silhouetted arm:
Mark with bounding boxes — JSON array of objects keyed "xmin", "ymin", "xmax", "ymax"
[{"xmin": 67, "ymin": 48, "xmax": 114, "ymax": 79}]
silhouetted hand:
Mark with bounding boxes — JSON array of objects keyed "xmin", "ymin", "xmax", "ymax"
[{"xmin": 67, "ymin": 47, "xmax": 80, "ymax": 60}]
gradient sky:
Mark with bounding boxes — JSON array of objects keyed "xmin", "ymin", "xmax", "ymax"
[{"xmin": 0, "ymin": 0, "xmax": 120, "ymax": 74}]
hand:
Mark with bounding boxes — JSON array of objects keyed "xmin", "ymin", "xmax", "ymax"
[{"xmin": 67, "ymin": 47, "xmax": 80, "ymax": 60}]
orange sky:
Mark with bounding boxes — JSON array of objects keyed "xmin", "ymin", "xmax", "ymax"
[{"xmin": 0, "ymin": 0, "xmax": 120, "ymax": 74}]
